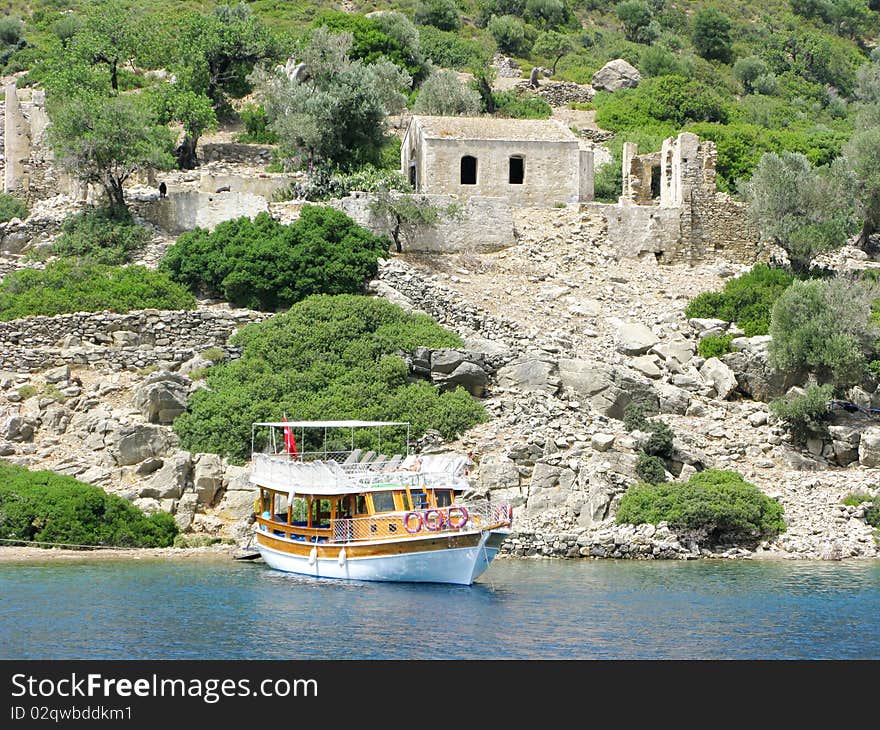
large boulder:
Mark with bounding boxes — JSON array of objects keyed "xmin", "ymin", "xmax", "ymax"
[
  {"xmin": 193, "ymin": 452, "xmax": 225, "ymax": 506},
  {"xmin": 699, "ymin": 357, "xmax": 738, "ymax": 400},
  {"xmin": 111, "ymin": 424, "xmax": 176, "ymax": 466},
  {"xmin": 651, "ymin": 338, "xmax": 695, "ymax": 371},
  {"xmin": 722, "ymin": 341, "xmax": 802, "ymax": 402},
  {"xmin": 134, "ymin": 371, "xmax": 190, "ymax": 424},
  {"xmin": 478, "ymin": 453, "xmax": 521, "ymax": 491},
  {"xmin": 433, "ymin": 361, "xmax": 489, "ymax": 397},
  {"xmin": 496, "ymin": 357, "xmax": 560, "ymax": 394},
  {"xmin": 591, "ymin": 59, "xmax": 641, "ymax": 92},
  {"xmin": 558, "ymin": 359, "xmax": 658, "ymax": 419},
  {"xmin": 137, "ymin": 450, "xmax": 192, "ymax": 498},
  {"xmin": 828, "ymin": 424, "xmax": 860, "ymax": 467},
  {"xmin": 175, "ymin": 492, "xmax": 199, "ymax": 531},
  {"xmin": 858, "ymin": 426, "xmax": 880, "ymax": 467},
  {"xmin": 616, "ymin": 321, "xmax": 658, "ymax": 356},
  {"xmin": 214, "ymin": 464, "xmax": 259, "ymax": 522},
  {"xmin": 525, "ymin": 462, "xmax": 577, "ymax": 515}
]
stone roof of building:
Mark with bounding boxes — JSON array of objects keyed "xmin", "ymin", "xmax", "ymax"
[{"xmin": 410, "ymin": 115, "xmax": 578, "ymax": 143}]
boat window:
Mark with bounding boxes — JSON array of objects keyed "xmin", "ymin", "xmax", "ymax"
[
  {"xmin": 371, "ymin": 491, "xmax": 396, "ymax": 513},
  {"xmin": 355, "ymin": 495, "xmax": 367, "ymax": 515},
  {"xmin": 434, "ymin": 489, "xmax": 453, "ymax": 507}
]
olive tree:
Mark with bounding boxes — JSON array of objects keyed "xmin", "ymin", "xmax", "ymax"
[
  {"xmin": 254, "ymin": 28, "xmax": 410, "ymax": 168},
  {"xmin": 532, "ymin": 30, "xmax": 575, "ymax": 75},
  {"xmin": 741, "ymin": 151, "xmax": 855, "ymax": 274},
  {"xmin": 150, "ymin": 84, "xmax": 218, "ymax": 170},
  {"xmin": 48, "ymin": 93, "xmax": 175, "ymax": 216},
  {"xmin": 413, "ymin": 69, "xmax": 482, "ymax": 116}
]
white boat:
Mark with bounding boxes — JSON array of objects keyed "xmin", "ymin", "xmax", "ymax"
[{"xmin": 249, "ymin": 420, "xmax": 512, "ymax": 586}]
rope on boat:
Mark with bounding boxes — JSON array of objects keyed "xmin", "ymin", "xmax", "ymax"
[{"xmin": 0, "ymin": 537, "xmax": 142, "ymax": 550}]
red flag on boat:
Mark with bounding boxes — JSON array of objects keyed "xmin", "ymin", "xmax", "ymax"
[{"xmin": 282, "ymin": 415, "xmax": 298, "ymax": 458}]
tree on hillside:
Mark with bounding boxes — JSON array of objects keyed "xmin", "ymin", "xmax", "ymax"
[
  {"xmin": 177, "ymin": 3, "xmax": 278, "ymax": 111},
  {"xmin": 415, "ymin": 0, "xmax": 461, "ymax": 31},
  {"xmin": 691, "ymin": 7, "xmax": 733, "ymax": 63},
  {"xmin": 254, "ymin": 28, "xmax": 410, "ymax": 169},
  {"xmin": 532, "ymin": 30, "xmax": 575, "ymax": 75},
  {"xmin": 72, "ymin": 0, "xmax": 155, "ymax": 92},
  {"xmin": 368, "ymin": 193, "xmax": 459, "ymax": 253},
  {"xmin": 741, "ymin": 151, "xmax": 856, "ymax": 274},
  {"xmin": 48, "ymin": 93, "xmax": 175, "ymax": 216},
  {"xmin": 413, "ymin": 69, "xmax": 482, "ymax": 116},
  {"xmin": 846, "ymin": 61, "xmax": 880, "ymax": 247},
  {"xmin": 150, "ymin": 84, "xmax": 218, "ymax": 170}
]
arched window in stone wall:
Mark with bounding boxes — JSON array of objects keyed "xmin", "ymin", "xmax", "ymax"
[
  {"xmin": 509, "ymin": 155, "xmax": 524, "ymax": 185},
  {"xmin": 460, "ymin": 155, "xmax": 477, "ymax": 185}
]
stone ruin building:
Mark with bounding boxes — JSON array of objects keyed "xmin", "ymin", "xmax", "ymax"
[
  {"xmin": 402, "ymin": 115, "xmax": 594, "ymax": 207},
  {"xmin": 596, "ymin": 131, "xmax": 759, "ymax": 264}
]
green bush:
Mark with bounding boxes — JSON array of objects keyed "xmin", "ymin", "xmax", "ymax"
[
  {"xmin": 593, "ymin": 161, "xmax": 623, "ymax": 202},
  {"xmin": 684, "ymin": 264, "xmax": 795, "ymax": 336},
  {"xmin": 769, "ymin": 384, "xmax": 834, "ymax": 445},
  {"xmin": 595, "ymin": 76, "xmax": 730, "ymax": 134},
  {"xmin": 842, "ymin": 491, "xmax": 872, "ymax": 507},
  {"xmin": 418, "ymin": 27, "xmax": 491, "ymax": 70},
  {"xmin": 698, "ymin": 334, "xmax": 734, "ymax": 359},
  {"xmin": 615, "ymin": 0, "xmax": 656, "ymax": 44},
  {"xmin": 415, "ymin": 0, "xmax": 461, "ymax": 31},
  {"xmin": 635, "ymin": 453, "xmax": 668, "ymax": 484},
  {"xmin": 643, "ymin": 420, "xmax": 675, "ymax": 460},
  {"xmin": 488, "ymin": 15, "xmax": 530, "ymax": 56},
  {"xmin": 769, "ymin": 278, "xmax": 878, "ymax": 386},
  {"xmin": 237, "ymin": 104, "xmax": 279, "ymax": 144},
  {"xmin": 0, "ymin": 461, "xmax": 178, "ymax": 548},
  {"xmin": 623, "ymin": 401, "xmax": 650, "ymax": 431},
  {"xmin": 493, "ymin": 89, "xmax": 552, "ymax": 119},
  {"xmin": 0, "ymin": 16, "xmax": 23, "ymax": 47},
  {"xmin": 865, "ymin": 497, "xmax": 880, "ymax": 528},
  {"xmin": 0, "ymin": 193, "xmax": 28, "ymax": 223},
  {"xmin": 617, "ymin": 469, "xmax": 786, "ymax": 546},
  {"xmin": 0, "ymin": 261, "xmax": 196, "ymax": 321},
  {"xmin": 161, "ymin": 207, "xmax": 389, "ymax": 311},
  {"xmin": 51, "ymin": 207, "xmax": 150, "ymax": 265},
  {"xmin": 172, "ymin": 294, "xmax": 487, "ymax": 463}
]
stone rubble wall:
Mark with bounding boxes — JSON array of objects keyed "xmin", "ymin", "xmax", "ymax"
[{"xmin": 0, "ymin": 308, "xmax": 269, "ymax": 372}]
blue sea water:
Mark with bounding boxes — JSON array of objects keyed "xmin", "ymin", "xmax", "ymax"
[{"xmin": 1, "ymin": 557, "xmax": 879, "ymax": 659}]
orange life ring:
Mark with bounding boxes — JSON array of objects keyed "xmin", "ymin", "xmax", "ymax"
[
  {"xmin": 448, "ymin": 506, "xmax": 469, "ymax": 529},
  {"xmin": 403, "ymin": 511, "xmax": 423, "ymax": 534},
  {"xmin": 423, "ymin": 508, "xmax": 445, "ymax": 532}
]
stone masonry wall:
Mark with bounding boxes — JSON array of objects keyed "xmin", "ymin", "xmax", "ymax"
[
  {"xmin": 0, "ymin": 308, "xmax": 269, "ymax": 372},
  {"xmin": 328, "ymin": 192, "xmax": 517, "ymax": 253}
]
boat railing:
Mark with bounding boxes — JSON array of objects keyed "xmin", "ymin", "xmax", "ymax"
[{"xmin": 329, "ymin": 501, "xmax": 513, "ymax": 545}]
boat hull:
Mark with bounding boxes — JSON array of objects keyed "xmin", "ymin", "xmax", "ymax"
[{"xmin": 256, "ymin": 530, "xmax": 508, "ymax": 585}]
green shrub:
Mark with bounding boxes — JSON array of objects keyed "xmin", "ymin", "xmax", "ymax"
[
  {"xmin": 488, "ymin": 15, "xmax": 530, "ymax": 56},
  {"xmin": 635, "ymin": 453, "xmax": 668, "ymax": 484},
  {"xmin": 418, "ymin": 27, "xmax": 490, "ymax": 70},
  {"xmin": 698, "ymin": 334, "xmax": 734, "ymax": 359},
  {"xmin": 17, "ymin": 385, "xmax": 36, "ymax": 400},
  {"xmin": 0, "ymin": 16, "xmax": 23, "ymax": 47},
  {"xmin": 615, "ymin": 0, "xmax": 656, "ymax": 43},
  {"xmin": 769, "ymin": 278, "xmax": 878, "ymax": 386},
  {"xmin": 173, "ymin": 294, "xmax": 487, "ymax": 463},
  {"xmin": 769, "ymin": 384, "xmax": 834, "ymax": 446},
  {"xmin": 639, "ymin": 46, "xmax": 689, "ymax": 78},
  {"xmin": 623, "ymin": 401, "xmax": 650, "ymax": 431},
  {"xmin": 51, "ymin": 207, "xmax": 150, "ymax": 265},
  {"xmin": 493, "ymin": 89, "xmax": 552, "ymax": 119},
  {"xmin": 842, "ymin": 491, "xmax": 872, "ymax": 507},
  {"xmin": 161, "ymin": 207, "xmax": 389, "ymax": 311},
  {"xmin": 237, "ymin": 104, "xmax": 279, "ymax": 144},
  {"xmin": 0, "ymin": 461, "xmax": 178, "ymax": 548},
  {"xmin": 865, "ymin": 497, "xmax": 880, "ymax": 528},
  {"xmin": 0, "ymin": 261, "xmax": 195, "ymax": 321},
  {"xmin": 643, "ymin": 420, "xmax": 675, "ymax": 460},
  {"xmin": 0, "ymin": 193, "xmax": 28, "ymax": 223},
  {"xmin": 684, "ymin": 264, "xmax": 795, "ymax": 336},
  {"xmin": 617, "ymin": 469, "xmax": 786, "ymax": 546},
  {"xmin": 201, "ymin": 347, "xmax": 226, "ymax": 363},
  {"xmin": 415, "ymin": 0, "xmax": 461, "ymax": 31},
  {"xmin": 593, "ymin": 161, "xmax": 623, "ymax": 202}
]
